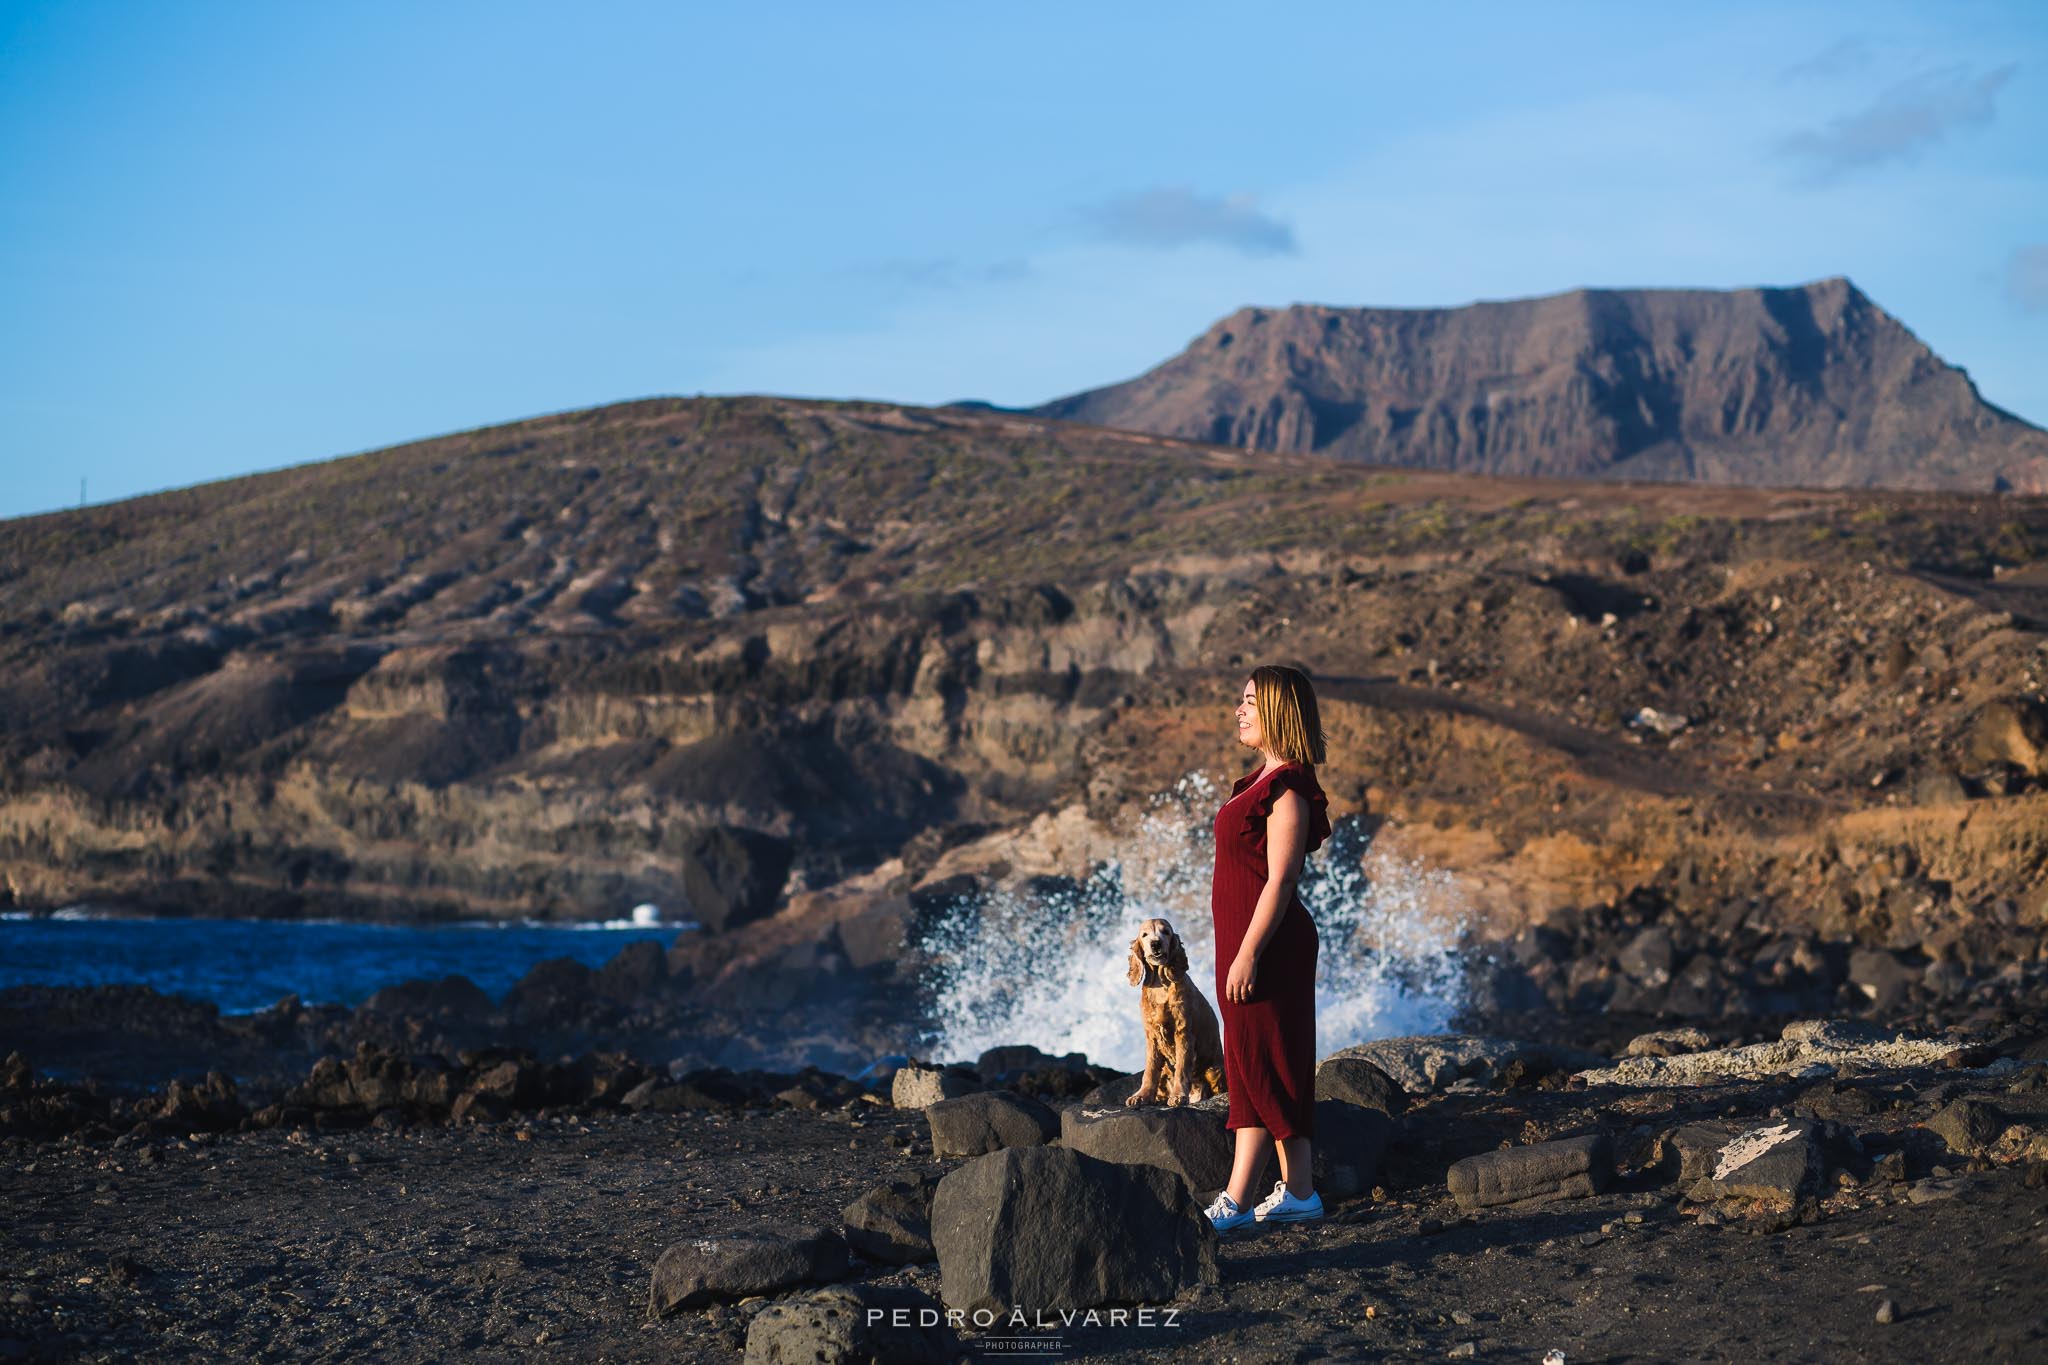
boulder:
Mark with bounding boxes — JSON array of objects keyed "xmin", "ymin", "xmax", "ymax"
[
  {"xmin": 1927, "ymin": 1097, "xmax": 2007, "ymax": 1157},
  {"xmin": 930, "ymin": 1146, "xmax": 1217, "ymax": 1316},
  {"xmin": 1059, "ymin": 1101, "xmax": 1233, "ymax": 1195},
  {"xmin": 925, "ymin": 1090, "xmax": 1059, "ymax": 1158},
  {"xmin": 1313, "ymin": 1057, "xmax": 1408, "ymax": 1115},
  {"xmin": 1700, "ymin": 1120, "xmax": 1823, "ymax": 1207},
  {"xmin": 892, "ymin": 1064, "xmax": 982, "ymax": 1111},
  {"xmin": 647, "ymin": 1224, "xmax": 851, "ymax": 1316},
  {"xmin": 742, "ymin": 1283, "xmax": 960, "ymax": 1365},
  {"xmin": 842, "ymin": 1176, "xmax": 941, "ymax": 1265},
  {"xmin": 1326, "ymin": 1035, "xmax": 1608, "ymax": 1093},
  {"xmin": 1447, "ymin": 1134, "xmax": 1612, "ymax": 1209},
  {"xmin": 1311, "ymin": 1099, "xmax": 1395, "ymax": 1200}
]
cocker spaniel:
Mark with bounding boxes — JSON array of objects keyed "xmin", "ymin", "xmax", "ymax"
[{"xmin": 1125, "ymin": 917, "xmax": 1228, "ymax": 1107}]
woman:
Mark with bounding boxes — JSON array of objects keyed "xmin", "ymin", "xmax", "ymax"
[{"xmin": 1204, "ymin": 663, "xmax": 1331, "ymax": 1232}]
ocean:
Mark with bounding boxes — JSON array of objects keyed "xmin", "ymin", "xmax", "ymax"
[{"xmin": 0, "ymin": 906, "xmax": 690, "ymax": 1014}]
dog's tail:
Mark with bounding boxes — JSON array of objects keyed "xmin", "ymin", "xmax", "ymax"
[{"xmin": 1204, "ymin": 1064, "xmax": 1227, "ymax": 1096}]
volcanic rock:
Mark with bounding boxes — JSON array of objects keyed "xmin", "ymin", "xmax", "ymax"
[
  {"xmin": 930, "ymin": 1146, "xmax": 1217, "ymax": 1315},
  {"xmin": 1623, "ymin": 1027, "xmax": 1713, "ymax": 1059},
  {"xmin": 1927, "ymin": 1097, "xmax": 2008, "ymax": 1157},
  {"xmin": 647, "ymin": 1224, "xmax": 851, "ymax": 1316},
  {"xmin": 1030, "ymin": 278, "xmax": 2048, "ymax": 492},
  {"xmin": 841, "ymin": 1176, "xmax": 941, "ymax": 1266},
  {"xmin": 891, "ymin": 1064, "xmax": 982, "ymax": 1111},
  {"xmin": 152, "ymin": 1071, "xmax": 243, "ymax": 1132},
  {"xmin": 1313, "ymin": 1056, "xmax": 1409, "ymax": 1115},
  {"xmin": 1576, "ymin": 1019, "xmax": 1973, "ymax": 1087},
  {"xmin": 741, "ymin": 1283, "xmax": 959, "ymax": 1364},
  {"xmin": 923, "ymin": 1090, "xmax": 1058, "ymax": 1158},
  {"xmin": 1329, "ymin": 1035, "xmax": 1608, "ymax": 1093},
  {"xmin": 1699, "ymin": 1120, "xmax": 1824, "ymax": 1207},
  {"xmin": 1059, "ymin": 1101, "xmax": 1234, "ymax": 1196},
  {"xmin": 1311, "ymin": 1099, "xmax": 1396, "ymax": 1199},
  {"xmin": 1447, "ymin": 1134, "xmax": 1613, "ymax": 1209}
]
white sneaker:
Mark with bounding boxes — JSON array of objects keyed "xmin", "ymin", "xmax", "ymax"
[
  {"xmin": 1204, "ymin": 1190, "xmax": 1253, "ymax": 1232},
  {"xmin": 1252, "ymin": 1179, "xmax": 1324, "ymax": 1224}
]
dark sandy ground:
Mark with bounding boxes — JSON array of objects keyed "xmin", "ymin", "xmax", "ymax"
[{"xmin": 5, "ymin": 1066, "xmax": 2045, "ymax": 1363}]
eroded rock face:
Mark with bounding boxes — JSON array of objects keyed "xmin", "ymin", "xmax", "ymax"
[
  {"xmin": 0, "ymin": 395, "xmax": 2039, "ymax": 969},
  {"xmin": 1032, "ymin": 279, "xmax": 2048, "ymax": 492}
]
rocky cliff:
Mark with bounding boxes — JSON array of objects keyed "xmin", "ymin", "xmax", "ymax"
[
  {"xmin": 1, "ymin": 396, "xmax": 2045, "ymax": 987},
  {"xmin": 1031, "ymin": 278, "xmax": 2048, "ymax": 493}
]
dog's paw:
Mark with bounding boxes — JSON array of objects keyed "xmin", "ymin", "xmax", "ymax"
[{"xmin": 1126, "ymin": 1088, "xmax": 1159, "ymax": 1107}]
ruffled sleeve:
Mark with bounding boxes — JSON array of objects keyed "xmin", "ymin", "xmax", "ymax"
[{"xmin": 1240, "ymin": 764, "xmax": 1331, "ymax": 857}]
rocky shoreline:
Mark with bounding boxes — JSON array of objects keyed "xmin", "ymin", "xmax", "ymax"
[{"xmin": 5, "ymin": 946, "xmax": 2048, "ymax": 1362}]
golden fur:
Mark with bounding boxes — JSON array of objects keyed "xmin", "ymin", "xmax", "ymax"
[{"xmin": 1124, "ymin": 917, "xmax": 1228, "ymax": 1106}]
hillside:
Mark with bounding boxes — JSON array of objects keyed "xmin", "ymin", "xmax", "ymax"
[
  {"xmin": 0, "ymin": 396, "xmax": 2045, "ymax": 991},
  {"xmin": 1031, "ymin": 278, "xmax": 2048, "ymax": 493}
]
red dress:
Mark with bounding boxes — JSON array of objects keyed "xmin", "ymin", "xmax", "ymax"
[{"xmin": 1212, "ymin": 761, "xmax": 1330, "ymax": 1142}]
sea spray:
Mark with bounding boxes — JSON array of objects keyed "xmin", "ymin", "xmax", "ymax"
[{"xmin": 913, "ymin": 772, "xmax": 1469, "ymax": 1072}]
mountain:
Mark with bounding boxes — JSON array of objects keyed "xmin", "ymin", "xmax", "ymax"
[
  {"xmin": 1, "ymin": 395, "xmax": 2043, "ymax": 966},
  {"xmin": 1030, "ymin": 277, "xmax": 2048, "ymax": 492}
]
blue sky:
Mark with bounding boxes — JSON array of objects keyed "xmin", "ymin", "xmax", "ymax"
[{"xmin": 2, "ymin": 1, "xmax": 2043, "ymax": 520}]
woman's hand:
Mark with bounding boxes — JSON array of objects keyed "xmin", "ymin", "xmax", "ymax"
[{"xmin": 1226, "ymin": 950, "xmax": 1259, "ymax": 1003}]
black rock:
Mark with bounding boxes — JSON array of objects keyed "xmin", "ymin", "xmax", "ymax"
[
  {"xmin": 1313, "ymin": 1057, "xmax": 1408, "ymax": 1115},
  {"xmin": 742, "ymin": 1283, "xmax": 960, "ymax": 1364},
  {"xmin": 647, "ymin": 1223, "xmax": 851, "ymax": 1316},
  {"xmin": 842, "ymin": 1175, "xmax": 941, "ymax": 1266},
  {"xmin": 1927, "ymin": 1097, "xmax": 2007, "ymax": 1157},
  {"xmin": 924, "ymin": 1090, "xmax": 1059, "ymax": 1158},
  {"xmin": 1312, "ymin": 1099, "xmax": 1396, "ymax": 1200},
  {"xmin": 1705, "ymin": 1119, "xmax": 1824, "ymax": 1207},
  {"xmin": 1447, "ymin": 1134, "xmax": 1613, "ymax": 1209},
  {"xmin": 1059, "ymin": 1100, "xmax": 1233, "ymax": 1196},
  {"xmin": 930, "ymin": 1145, "xmax": 1217, "ymax": 1316}
]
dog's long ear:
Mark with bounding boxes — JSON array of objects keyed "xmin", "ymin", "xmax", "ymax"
[
  {"xmin": 1126, "ymin": 943, "xmax": 1145, "ymax": 987},
  {"xmin": 1165, "ymin": 931, "xmax": 1189, "ymax": 977}
]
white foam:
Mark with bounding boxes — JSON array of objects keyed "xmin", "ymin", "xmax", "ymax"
[{"xmin": 913, "ymin": 772, "xmax": 1469, "ymax": 1073}]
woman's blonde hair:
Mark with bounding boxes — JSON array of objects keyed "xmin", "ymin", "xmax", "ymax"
[{"xmin": 1250, "ymin": 664, "xmax": 1327, "ymax": 766}]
